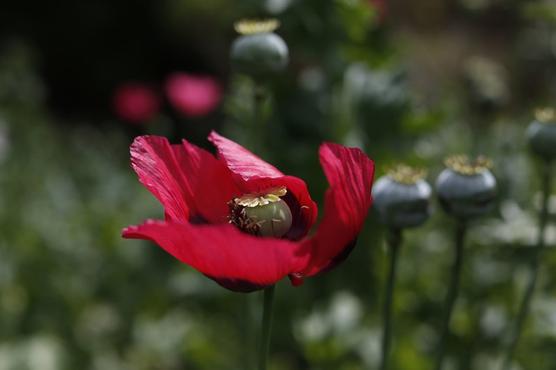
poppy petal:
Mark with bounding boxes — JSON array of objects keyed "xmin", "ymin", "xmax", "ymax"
[
  {"xmin": 297, "ymin": 143, "xmax": 375, "ymax": 277},
  {"xmin": 122, "ymin": 220, "xmax": 303, "ymax": 292},
  {"xmin": 171, "ymin": 140, "xmax": 239, "ymax": 223},
  {"xmin": 130, "ymin": 136, "xmax": 191, "ymax": 222},
  {"xmin": 208, "ymin": 131, "xmax": 283, "ymax": 181},
  {"xmin": 131, "ymin": 136, "xmax": 239, "ymax": 224}
]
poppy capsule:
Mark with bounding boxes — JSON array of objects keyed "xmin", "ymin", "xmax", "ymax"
[
  {"xmin": 231, "ymin": 19, "xmax": 289, "ymax": 78},
  {"xmin": 527, "ymin": 108, "xmax": 556, "ymax": 162},
  {"xmin": 373, "ymin": 165, "xmax": 431, "ymax": 229},
  {"xmin": 229, "ymin": 187, "xmax": 293, "ymax": 238},
  {"xmin": 436, "ymin": 155, "xmax": 497, "ymax": 220}
]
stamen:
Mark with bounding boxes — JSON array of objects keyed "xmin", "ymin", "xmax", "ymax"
[
  {"xmin": 234, "ymin": 187, "xmax": 287, "ymax": 208},
  {"xmin": 234, "ymin": 19, "xmax": 280, "ymax": 35},
  {"xmin": 445, "ymin": 155, "xmax": 492, "ymax": 175},
  {"xmin": 535, "ymin": 107, "xmax": 556, "ymax": 124},
  {"xmin": 387, "ymin": 164, "xmax": 427, "ymax": 185}
]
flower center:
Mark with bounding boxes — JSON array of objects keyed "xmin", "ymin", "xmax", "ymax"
[{"xmin": 228, "ymin": 187, "xmax": 293, "ymax": 238}]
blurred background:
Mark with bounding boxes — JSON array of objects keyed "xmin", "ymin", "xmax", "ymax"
[{"xmin": 1, "ymin": 0, "xmax": 556, "ymax": 369}]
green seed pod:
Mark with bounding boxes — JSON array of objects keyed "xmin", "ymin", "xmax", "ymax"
[
  {"xmin": 229, "ymin": 187, "xmax": 293, "ymax": 238},
  {"xmin": 231, "ymin": 19, "xmax": 289, "ymax": 78},
  {"xmin": 436, "ymin": 155, "xmax": 497, "ymax": 220},
  {"xmin": 244, "ymin": 199, "xmax": 293, "ymax": 238},
  {"xmin": 527, "ymin": 108, "xmax": 556, "ymax": 161},
  {"xmin": 372, "ymin": 165, "xmax": 431, "ymax": 229}
]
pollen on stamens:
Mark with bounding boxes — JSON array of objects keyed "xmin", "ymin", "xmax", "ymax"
[
  {"xmin": 234, "ymin": 187, "xmax": 287, "ymax": 208},
  {"xmin": 234, "ymin": 19, "xmax": 280, "ymax": 35},
  {"xmin": 228, "ymin": 201, "xmax": 261, "ymax": 236},
  {"xmin": 445, "ymin": 155, "xmax": 493, "ymax": 175},
  {"xmin": 387, "ymin": 164, "xmax": 427, "ymax": 185},
  {"xmin": 535, "ymin": 107, "xmax": 556, "ymax": 124}
]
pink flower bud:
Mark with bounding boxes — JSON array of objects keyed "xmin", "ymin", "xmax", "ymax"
[
  {"xmin": 113, "ymin": 83, "xmax": 160, "ymax": 124},
  {"xmin": 165, "ymin": 73, "xmax": 222, "ymax": 118}
]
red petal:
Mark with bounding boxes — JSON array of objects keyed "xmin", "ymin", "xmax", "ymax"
[
  {"xmin": 208, "ymin": 131, "xmax": 283, "ymax": 182},
  {"xmin": 131, "ymin": 136, "xmax": 239, "ymax": 224},
  {"xmin": 122, "ymin": 220, "xmax": 304, "ymax": 292},
  {"xmin": 172, "ymin": 140, "xmax": 239, "ymax": 223},
  {"xmin": 297, "ymin": 143, "xmax": 375, "ymax": 277},
  {"xmin": 131, "ymin": 136, "xmax": 191, "ymax": 222}
]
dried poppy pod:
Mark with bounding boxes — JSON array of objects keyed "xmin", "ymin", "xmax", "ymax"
[
  {"xmin": 436, "ymin": 155, "xmax": 497, "ymax": 220},
  {"xmin": 372, "ymin": 165, "xmax": 431, "ymax": 229},
  {"xmin": 527, "ymin": 108, "xmax": 556, "ymax": 161},
  {"xmin": 231, "ymin": 19, "xmax": 289, "ymax": 78}
]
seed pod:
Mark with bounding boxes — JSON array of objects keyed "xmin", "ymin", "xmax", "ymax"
[
  {"xmin": 244, "ymin": 199, "xmax": 293, "ymax": 238},
  {"xmin": 436, "ymin": 155, "xmax": 497, "ymax": 219},
  {"xmin": 231, "ymin": 19, "xmax": 289, "ymax": 78},
  {"xmin": 229, "ymin": 187, "xmax": 293, "ymax": 238},
  {"xmin": 372, "ymin": 165, "xmax": 432, "ymax": 229},
  {"xmin": 527, "ymin": 108, "xmax": 556, "ymax": 161}
]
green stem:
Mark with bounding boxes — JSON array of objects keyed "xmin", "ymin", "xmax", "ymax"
[
  {"xmin": 258, "ymin": 285, "xmax": 276, "ymax": 370},
  {"xmin": 500, "ymin": 160, "xmax": 552, "ymax": 370},
  {"xmin": 253, "ymin": 84, "xmax": 265, "ymax": 153},
  {"xmin": 380, "ymin": 228, "xmax": 403, "ymax": 370},
  {"xmin": 435, "ymin": 221, "xmax": 467, "ymax": 370},
  {"xmin": 241, "ymin": 294, "xmax": 257, "ymax": 370},
  {"xmin": 460, "ymin": 304, "xmax": 487, "ymax": 370}
]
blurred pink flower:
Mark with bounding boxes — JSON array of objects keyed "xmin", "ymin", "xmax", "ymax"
[
  {"xmin": 113, "ymin": 83, "xmax": 160, "ymax": 124},
  {"xmin": 165, "ymin": 73, "xmax": 222, "ymax": 117}
]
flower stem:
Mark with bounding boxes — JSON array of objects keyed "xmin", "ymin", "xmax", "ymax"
[
  {"xmin": 253, "ymin": 84, "xmax": 266, "ymax": 153},
  {"xmin": 380, "ymin": 228, "xmax": 403, "ymax": 370},
  {"xmin": 500, "ymin": 160, "xmax": 552, "ymax": 370},
  {"xmin": 241, "ymin": 294, "xmax": 257, "ymax": 370},
  {"xmin": 435, "ymin": 220, "xmax": 467, "ymax": 370},
  {"xmin": 258, "ymin": 285, "xmax": 276, "ymax": 370}
]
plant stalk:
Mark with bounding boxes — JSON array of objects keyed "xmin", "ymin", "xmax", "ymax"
[
  {"xmin": 258, "ymin": 285, "xmax": 276, "ymax": 370},
  {"xmin": 241, "ymin": 293, "xmax": 257, "ymax": 370},
  {"xmin": 500, "ymin": 160, "xmax": 552, "ymax": 370},
  {"xmin": 253, "ymin": 84, "xmax": 266, "ymax": 153},
  {"xmin": 380, "ymin": 228, "xmax": 403, "ymax": 370},
  {"xmin": 435, "ymin": 220, "xmax": 467, "ymax": 370}
]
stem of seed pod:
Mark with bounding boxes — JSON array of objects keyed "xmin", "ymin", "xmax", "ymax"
[
  {"xmin": 500, "ymin": 160, "xmax": 552, "ymax": 370},
  {"xmin": 435, "ymin": 220, "xmax": 467, "ymax": 370},
  {"xmin": 253, "ymin": 84, "xmax": 266, "ymax": 153},
  {"xmin": 258, "ymin": 285, "xmax": 276, "ymax": 370},
  {"xmin": 380, "ymin": 228, "xmax": 403, "ymax": 370},
  {"xmin": 241, "ymin": 293, "xmax": 257, "ymax": 370}
]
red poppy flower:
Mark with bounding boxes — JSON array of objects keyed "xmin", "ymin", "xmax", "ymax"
[
  {"xmin": 122, "ymin": 132, "xmax": 375, "ymax": 292},
  {"xmin": 113, "ymin": 83, "xmax": 160, "ymax": 124},
  {"xmin": 165, "ymin": 73, "xmax": 222, "ymax": 117}
]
